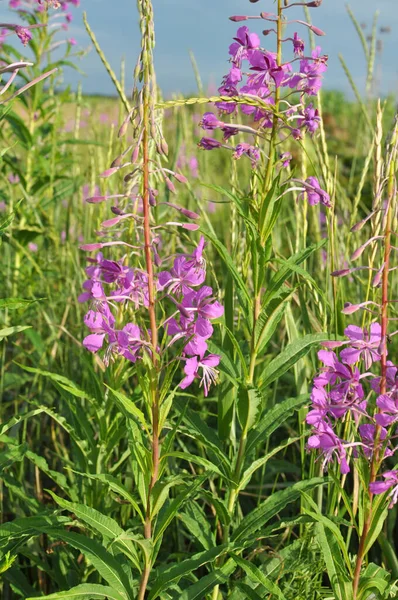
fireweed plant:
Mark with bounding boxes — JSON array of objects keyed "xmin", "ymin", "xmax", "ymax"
[
  {"xmin": 77, "ymin": 0, "xmax": 335, "ymax": 598},
  {"xmin": 306, "ymin": 117, "xmax": 398, "ymax": 598},
  {"xmin": 2, "ymin": 0, "xmax": 398, "ymax": 599}
]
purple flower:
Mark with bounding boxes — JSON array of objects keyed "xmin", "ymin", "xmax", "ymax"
[
  {"xmin": 158, "ymin": 256, "xmax": 205, "ymax": 295},
  {"xmin": 292, "ymin": 32, "xmax": 305, "ymax": 56},
  {"xmin": 289, "ymin": 46, "xmax": 328, "ymax": 95},
  {"xmin": 249, "ymin": 49, "xmax": 290, "ymax": 89},
  {"xmin": 167, "ymin": 316, "xmax": 210, "ymax": 357},
  {"xmin": 370, "ymin": 471, "xmax": 398, "ymax": 508},
  {"xmin": 359, "ymin": 424, "xmax": 392, "ymax": 460},
  {"xmin": 198, "ymin": 137, "xmax": 223, "ymax": 151},
  {"xmin": 200, "ymin": 112, "xmax": 224, "ymax": 131},
  {"xmin": 184, "ymin": 236, "xmax": 206, "ymax": 272},
  {"xmin": 302, "ymin": 177, "xmax": 330, "ymax": 207},
  {"xmin": 308, "ymin": 420, "xmax": 350, "ymax": 474},
  {"xmin": 229, "ymin": 26, "xmax": 260, "ymax": 67},
  {"xmin": 371, "ymin": 361, "xmax": 398, "ymax": 397},
  {"xmin": 179, "ymin": 354, "xmax": 220, "ymax": 397},
  {"xmin": 280, "ymin": 152, "xmax": 292, "ymax": 168},
  {"xmin": 233, "ymin": 143, "xmax": 260, "ymax": 166},
  {"xmin": 375, "ymin": 394, "xmax": 398, "ymax": 427},
  {"xmin": 15, "ymin": 26, "xmax": 32, "ymax": 46},
  {"xmin": 340, "ymin": 323, "xmax": 382, "ymax": 369},
  {"xmin": 298, "ymin": 103, "xmax": 320, "ymax": 135},
  {"xmin": 181, "ymin": 286, "xmax": 224, "ymax": 321}
]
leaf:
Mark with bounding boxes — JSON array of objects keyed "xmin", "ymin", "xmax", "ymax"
[
  {"xmin": 258, "ymin": 174, "xmax": 282, "ymax": 245},
  {"xmin": 202, "ymin": 231, "xmax": 252, "ymax": 315},
  {"xmin": 238, "ymin": 437, "xmax": 299, "ymax": 493},
  {"xmin": 363, "ymin": 493, "xmax": 388, "ymax": 556},
  {"xmin": 0, "ymin": 326, "xmax": 31, "ymax": 340},
  {"xmin": 254, "ymin": 291, "xmax": 294, "ymax": 354},
  {"xmin": 0, "ymin": 514, "xmax": 71, "ymax": 551},
  {"xmin": 0, "ymin": 444, "xmax": 27, "ymax": 471},
  {"xmin": 177, "ymin": 559, "xmax": 236, "ymax": 600},
  {"xmin": 230, "ymin": 554, "xmax": 287, "ymax": 599},
  {"xmin": 163, "ymin": 451, "xmax": 229, "ymax": 479},
  {"xmin": 178, "ymin": 502, "xmax": 214, "ymax": 550},
  {"xmin": 262, "ymin": 239, "xmax": 327, "ymax": 308},
  {"xmin": 0, "ymin": 298, "xmax": 42, "ymax": 310},
  {"xmin": 106, "ymin": 385, "xmax": 148, "ymax": 430},
  {"xmin": 16, "ymin": 364, "xmax": 95, "ymax": 401},
  {"xmin": 154, "ymin": 476, "xmax": 206, "ymax": 544},
  {"xmin": 174, "ymin": 398, "xmax": 229, "ymax": 470},
  {"xmin": 69, "ymin": 471, "xmax": 144, "ymax": 522},
  {"xmin": 260, "ymin": 333, "xmax": 329, "ymax": 390},
  {"xmin": 0, "ymin": 407, "xmax": 44, "ymax": 436},
  {"xmin": 48, "ymin": 492, "xmax": 141, "ymax": 571},
  {"xmin": 232, "ymin": 477, "xmax": 326, "ymax": 542},
  {"xmin": 246, "ymin": 395, "xmax": 308, "ymax": 455},
  {"xmin": 316, "ymin": 522, "xmax": 350, "ymax": 600},
  {"xmin": 42, "ymin": 530, "xmax": 132, "ymax": 598},
  {"xmin": 300, "ymin": 492, "xmax": 353, "ymax": 575},
  {"xmin": 237, "ymin": 386, "xmax": 262, "ymax": 433},
  {"xmin": 148, "ymin": 545, "xmax": 230, "ymax": 599},
  {"xmin": 27, "ymin": 583, "xmax": 127, "ymax": 600}
]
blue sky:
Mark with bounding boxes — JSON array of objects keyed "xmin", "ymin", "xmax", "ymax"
[{"xmin": 1, "ymin": 0, "xmax": 398, "ymax": 97}]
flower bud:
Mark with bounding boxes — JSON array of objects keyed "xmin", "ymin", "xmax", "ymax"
[
  {"xmin": 229, "ymin": 15, "xmax": 248, "ymax": 22},
  {"xmin": 80, "ymin": 243, "xmax": 103, "ymax": 251},
  {"xmin": 310, "ymin": 25, "xmax": 326, "ymax": 36},
  {"xmin": 174, "ymin": 173, "xmax": 188, "ymax": 184}
]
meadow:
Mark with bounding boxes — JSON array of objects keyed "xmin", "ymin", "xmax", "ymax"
[{"xmin": 1, "ymin": 1, "xmax": 398, "ymax": 599}]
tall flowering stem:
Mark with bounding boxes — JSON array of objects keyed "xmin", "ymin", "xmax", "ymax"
[
  {"xmin": 264, "ymin": 0, "xmax": 283, "ymax": 194},
  {"xmin": 137, "ymin": 3, "xmax": 161, "ymax": 595},
  {"xmin": 352, "ymin": 123, "xmax": 397, "ymax": 598}
]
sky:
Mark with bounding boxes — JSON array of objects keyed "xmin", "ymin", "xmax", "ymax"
[{"xmin": 1, "ymin": 0, "xmax": 398, "ymax": 98}]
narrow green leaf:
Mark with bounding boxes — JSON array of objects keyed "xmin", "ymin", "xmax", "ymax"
[
  {"xmin": 48, "ymin": 492, "xmax": 141, "ymax": 571},
  {"xmin": 230, "ymin": 554, "xmax": 287, "ymax": 599},
  {"xmin": 148, "ymin": 545, "xmax": 230, "ymax": 599},
  {"xmin": 0, "ymin": 326, "xmax": 31, "ymax": 340},
  {"xmin": 260, "ymin": 333, "xmax": 329, "ymax": 389},
  {"xmin": 232, "ymin": 477, "xmax": 326, "ymax": 542},
  {"xmin": 27, "ymin": 583, "xmax": 126, "ymax": 600},
  {"xmin": 246, "ymin": 395, "xmax": 308, "ymax": 455},
  {"xmin": 42, "ymin": 530, "xmax": 132, "ymax": 598}
]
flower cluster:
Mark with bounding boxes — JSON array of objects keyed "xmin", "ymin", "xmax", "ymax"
[
  {"xmin": 80, "ymin": 238, "xmax": 224, "ymax": 397},
  {"xmin": 197, "ymin": 18, "xmax": 328, "ymax": 169},
  {"xmin": 307, "ymin": 322, "xmax": 398, "ymax": 503},
  {"xmin": 9, "ymin": 0, "xmax": 79, "ymax": 36}
]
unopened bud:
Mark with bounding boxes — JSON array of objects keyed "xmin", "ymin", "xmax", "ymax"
[
  {"xmin": 161, "ymin": 139, "xmax": 169, "ymax": 155},
  {"xmin": 165, "ymin": 177, "xmax": 176, "ymax": 194},
  {"xmin": 80, "ymin": 243, "xmax": 103, "ymax": 251},
  {"xmin": 100, "ymin": 167, "xmax": 119, "ymax": 178},
  {"xmin": 131, "ymin": 145, "xmax": 140, "ymax": 164},
  {"xmin": 307, "ymin": 0, "xmax": 322, "ymax": 6},
  {"xmin": 174, "ymin": 173, "xmax": 188, "ymax": 184},
  {"xmin": 310, "ymin": 25, "xmax": 326, "ymax": 36},
  {"xmin": 229, "ymin": 15, "xmax": 248, "ymax": 22}
]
